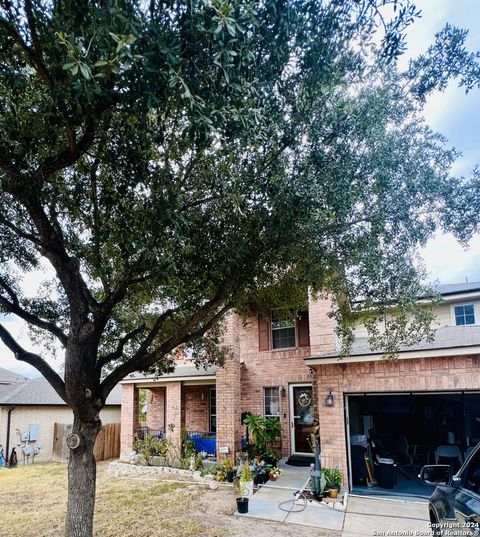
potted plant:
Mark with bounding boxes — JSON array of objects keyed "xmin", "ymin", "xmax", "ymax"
[
  {"xmin": 239, "ymin": 462, "xmax": 254, "ymax": 498},
  {"xmin": 243, "ymin": 414, "xmax": 281, "ymax": 463},
  {"xmin": 261, "ymin": 447, "xmax": 279, "ymax": 467},
  {"xmin": 323, "ymin": 468, "xmax": 342, "ymax": 498},
  {"xmin": 223, "ymin": 458, "xmax": 236, "ymax": 483},
  {"xmin": 269, "ymin": 467, "xmax": 281, "ymax": 481},
  {"xmin": 234, "ymin": 477, "xmax": 249, "ymax": 514}
]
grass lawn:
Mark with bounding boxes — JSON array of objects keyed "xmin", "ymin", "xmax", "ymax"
[{"xmin": 0, "ymin": 461, "xmax": 340, "ymax": 537}]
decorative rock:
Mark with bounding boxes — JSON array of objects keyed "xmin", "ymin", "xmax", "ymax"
[{"xmin": 209, "ymin": 481, "xmax": 219, "ymax": 490}]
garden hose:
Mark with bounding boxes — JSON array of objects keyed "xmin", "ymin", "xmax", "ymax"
[{"xmin": 277, "ymin": 490, "xmax": 308, "ymax": 513}]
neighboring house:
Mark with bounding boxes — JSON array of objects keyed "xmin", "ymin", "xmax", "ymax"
[
  {"xmin": 120, "ymin": 282, "xmax": 480, "ymax": 494},
  {"xmin": 0, "ymin": 373, "xmax": 121, "ymax": 463},
  {"xmin": 0, "ymin": 366, "xmax": 27, "ymax": 388}
]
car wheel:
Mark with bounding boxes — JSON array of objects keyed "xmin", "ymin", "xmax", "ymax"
[{"xmin": 430, "ymin": 512, "xmax": 442, "ymax": 537}]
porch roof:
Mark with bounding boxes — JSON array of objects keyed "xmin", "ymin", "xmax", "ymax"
[
  {"xmin": 121, "ymin": 363, "xmax": 218, "ymax": 384},
  {"xmin": 305, "ymin": 325, "xmax": 480, "ymax": 365}
]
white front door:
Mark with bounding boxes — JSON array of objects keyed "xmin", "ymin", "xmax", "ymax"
[{"xmin": 289, "ymin": 383, "xmax": 314, "ymax": 455}]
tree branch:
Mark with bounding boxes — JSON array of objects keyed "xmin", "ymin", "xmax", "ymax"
[
  {"xmin": 0, "ymin": 323, "xmax": 66, "ymax": 401},
  {"xmin": 96, "ymin": 324, "xmax": 146, "ymax": 375},
  {"xmin": 100, "ymin": 298, "xmax": 227, "ymax": 398},
  {"xmin": 0, "ymin": 276, "xmax": 68, "ymax": 345},
  {"xmin": 181, "ymin": 303, "xmax": 232, "ymax": 344},
  {"xmin": 0, "ymin": 14, "xmax": 53, "ymax": 89},
  {"xmin": 0, "ymin": 212, "xmax": 41, "ymax": 244},
  {"xmin": 0, "ymin": 146, "xmax": 22, "ymax": 179}
]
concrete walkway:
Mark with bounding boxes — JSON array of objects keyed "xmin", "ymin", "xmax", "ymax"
[
  {"xmin": 236, "ymin": 461, "xmax": 431, "ymax": 534},
  {"xmin": 342, "ymin": 496, "xmax": 431, "ymax": 536},
  {"xmin": 236, "ymin": 459, "xmax": 345, "ymax": 531}
]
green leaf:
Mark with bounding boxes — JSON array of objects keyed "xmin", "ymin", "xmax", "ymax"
[
  {"xmin": 79, "ymin": 63, "xmax": 91, "ymax": 79},
  {"xmin": 62, "ymin": 62, "xmax": 76, "ymax": 70}
]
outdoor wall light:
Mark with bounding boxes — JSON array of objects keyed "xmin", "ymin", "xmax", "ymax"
[
  {"xmin": 280, "ymin": 386, "xmax": 286, "ymax": 397},
  {"xmin": 325, "ymin": 391, "xmax": 334, "ymax": 407}
]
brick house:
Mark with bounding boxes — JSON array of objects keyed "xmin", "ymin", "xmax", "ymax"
[{"xmin": 120, "ymin": 282, "xmax": 480, "ymax": 493}]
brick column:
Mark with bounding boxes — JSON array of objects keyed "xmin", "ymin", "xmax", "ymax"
[
  {"xmin": 120, "ymin": 384, "xmax": 139, "ymax": 456},
  {"xmin": 216, "ymin": 311, "xmax": 242, "ymax": 460},
  {"xmin": 146, "ymin": 387, "xmax": 166, "ymax": 430},
  {"xmin": 165, "ymin": 381, "xmax": 184, "ymax": 446},
  {"xmin": 308, "ymin": 295, "xmax": 335, "ymax": 355}
]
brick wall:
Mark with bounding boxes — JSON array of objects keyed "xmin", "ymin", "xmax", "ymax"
[
  {"xmin": 165, "ymin": 381, "xmax": 183, "ymax": 446},
  {"xmin": 216, "ymin": 311, "xmax": 242, "ymax": 459},
  {"xmin": 315, "ymin": 354, "xmax": 480, "ymax": 488},
  {"xmin": 184, "ymin": 385, "xmax": 212, "ymax": 432},
  {"xmin": 237, "ymin": 296, "xmax": 332, "ymax": 456},
  {"xmin": 145, "ymin": 387, "xmax": 165, "ymax": 430},
  {"xmin": 120, "ymin": 384, "xmax": 139, "ymax": 455}
]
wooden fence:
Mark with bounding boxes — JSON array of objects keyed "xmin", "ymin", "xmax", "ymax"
[{"xmin": 52, "ymin": 423, "xmax": 120, "ymax": 462}]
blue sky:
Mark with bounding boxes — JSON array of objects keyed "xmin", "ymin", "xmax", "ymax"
[
  {"xmin": 406, "ymin": 0, "xmax": 480, "ymax": 283},
  {"xmin": 2, "ymin": 1, "xmax": 480, "ymax": 377}
]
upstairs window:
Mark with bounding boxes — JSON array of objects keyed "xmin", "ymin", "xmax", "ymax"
[
  {"xmin": 454, "ymin": 304, "xmax": 476, "ymax": 326},
  {"xmin": 258, "ymin": 310, "xmax": 310, "ymax": 351},
  {"xmin": 271, "ymin": 310, "xmax": 296, "ymax": 349}
]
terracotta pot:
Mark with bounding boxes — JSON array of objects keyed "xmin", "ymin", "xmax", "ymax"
[
  {"xmin": 269, "ymin": 475, "xmax": 277, "ymax": 481},
  {"xmin": 327, "ymin": 488, "xmax": 338, "ymax": 498}
]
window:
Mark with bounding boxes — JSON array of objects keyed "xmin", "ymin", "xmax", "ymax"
[
  {"xmin": 271, "ymin": 310, "xmax": 296, "ymax": 349},
  {"xmin": 454, "ymin": 304, "xmax": 476, "ymax": 326},
  {"xmin": 209, "ymin": 389, "xmax": 216, "ymax": 433},
  {"xmin": 264, "ymin": 387, "xmax": 280, "ymax": 418}
]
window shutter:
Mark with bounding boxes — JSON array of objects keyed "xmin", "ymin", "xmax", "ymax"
[
  {"xmin": 297, "ymin": 311, "xmax": 310, "ymax": 347},
  {"xmin": 258, "ymin": 314, "xmax": 270, "ymax": 351}
]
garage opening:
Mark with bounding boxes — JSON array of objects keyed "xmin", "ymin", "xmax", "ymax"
[{"xmin": 346, "ymin": 392, "xmax": 480, "ymax": 499}]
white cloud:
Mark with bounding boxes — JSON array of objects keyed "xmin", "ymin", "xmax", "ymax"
[{"xmin": 422, "ymin": 233, "xmax": 480, "ymax": 284}]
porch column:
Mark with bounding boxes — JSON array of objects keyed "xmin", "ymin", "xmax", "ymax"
[
  {"xmin": 120, "ymin": 384, "xmax": 139, "ymax": 456},
  {"xmin": 146, "ymin": 387, "xmax": 166, "ymax": 431},
  {"xmin": 216, "ymin": 311, "xmax": 242, "ymax": 460},
  {"xmin": 165, "ymin": 381, "xmax": 184, "ymax": 447}
]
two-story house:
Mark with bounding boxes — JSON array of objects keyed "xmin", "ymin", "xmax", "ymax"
[{"xmin": 120, "ymin": 282, "xmax": 480, "ymax": 495}]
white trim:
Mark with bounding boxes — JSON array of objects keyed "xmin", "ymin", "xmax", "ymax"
[
  {"xmin": 305, "ymin": 345, "xmax": 480, "ymax": 365},
  {"xmin": 121, "ymin": 376, "xmax": 216, "ymax": 387},
  {"xmin": 289, "ymin": 383, "xmax": 313, "ymax": 456},
  {"xmin": 439, "ymin": 291, "xmax": 480, "ymax": 303},
  {"xmin": 345, "ymin": 395, "xmax": 353, "ymax": 490}
]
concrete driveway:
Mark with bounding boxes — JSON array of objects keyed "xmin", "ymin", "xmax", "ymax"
[{"xmin": 343, "ymin": 495, "xmax": 431, "ymax": 536}]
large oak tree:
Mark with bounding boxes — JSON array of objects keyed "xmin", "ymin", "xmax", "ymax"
[{"xmin": 1, "ymin": 1, "xmax": 479, "ymax": 536}]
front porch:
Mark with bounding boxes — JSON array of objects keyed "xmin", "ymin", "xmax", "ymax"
[{"xmin": 121, "ymin": 363, "xmax": 242, "ymax": 460}]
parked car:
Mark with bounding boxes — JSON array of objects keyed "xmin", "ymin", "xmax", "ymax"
[{"xmin": 421, "ymin": 445, "xmax": 480, "ymax": 536}]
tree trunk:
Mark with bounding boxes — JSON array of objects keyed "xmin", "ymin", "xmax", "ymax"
[{"xmin": 65, "ymin": 417, "xmax": 101, "ymax": 537}]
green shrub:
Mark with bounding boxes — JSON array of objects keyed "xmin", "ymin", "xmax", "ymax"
[{"xmin": 133, "ymin": 435, "xmax": 171, "ymax": 465}]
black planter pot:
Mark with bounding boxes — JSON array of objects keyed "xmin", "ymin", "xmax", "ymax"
[
  {"xmin": 254, "ymin": 472, "xmax": 269, "ymax": 485},
  {"xmin": 236, "ymin": 497, "xmax": 249, "ymax": 514},
  {"xmin": 226, "ymin": 470, "xmax": 235, "ymax": 483}
]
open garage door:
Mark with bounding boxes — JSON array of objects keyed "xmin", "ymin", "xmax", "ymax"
[{"xmin": 345, "ymin": 391, "xmax": 480, "ymax": 499}]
